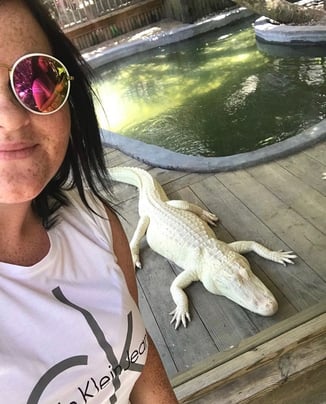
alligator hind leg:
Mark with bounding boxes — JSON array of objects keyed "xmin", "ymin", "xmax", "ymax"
[
  {"xmin": 228, "ymin": 241, "xmax": 296, "ymax": 266},
  {"xmin": 130, "ymin": 215, "xmax": 150, "ymax": 269},
  {"xmin": 166, "ymin": 200, "xmax": 218, "ymax": 226}
]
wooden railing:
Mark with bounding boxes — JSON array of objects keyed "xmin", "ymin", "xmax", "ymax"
[
  {"xmin": 53, "ymin": 0, "xmax": 236, "ymax": 51},
  {"xmin": 63, "ymin": 0, "xmax": 163, "ymax": 50},
  {"xmin": 50, "ymin": 0, "xmax": 144, "ymax": 28}
]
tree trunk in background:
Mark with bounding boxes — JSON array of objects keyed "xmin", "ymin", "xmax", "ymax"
[{"xmin": 233, "ymin": 0, "xmax": 326, "ymax": 24}]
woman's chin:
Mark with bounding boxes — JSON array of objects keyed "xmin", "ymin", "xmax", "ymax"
[{"xmin": 0, "ymin": 184, "xmax": 45, "ymax": 205}]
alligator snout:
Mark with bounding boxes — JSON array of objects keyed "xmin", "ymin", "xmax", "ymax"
[{"xmin": 259, "ymin": 298, "xmax": 278, "ymax": 316}]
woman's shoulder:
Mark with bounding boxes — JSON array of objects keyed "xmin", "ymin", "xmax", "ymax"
[
  {"xmin": 63, "ymin": 187, "xmax": 106, "ymax": 215},
  {"xmin": 58, "ymin": 187, "xmax": 113, "ymax": 247}
]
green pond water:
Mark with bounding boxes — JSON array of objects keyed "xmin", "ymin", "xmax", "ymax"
[{"xmin": 95, "ymin": 19, "xmax": 326, "ymax": 157}]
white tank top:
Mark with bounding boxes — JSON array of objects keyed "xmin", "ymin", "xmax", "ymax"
[{"xmin": 0, "ymin": 190, "xmax": 148, "ymax": 404}]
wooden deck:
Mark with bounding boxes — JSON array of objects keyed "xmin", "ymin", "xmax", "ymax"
[{"xmin": 104, "ymin": 141, "xmax": 326, "ymax": 402}]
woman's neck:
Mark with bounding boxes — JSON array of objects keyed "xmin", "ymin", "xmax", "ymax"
[{"xmin": 0, "ymin": 203, "xmax": 50, "ymax": 266}]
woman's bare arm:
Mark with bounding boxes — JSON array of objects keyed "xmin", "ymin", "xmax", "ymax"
[{"xmin": 105, "ymin": 207, "xmax": 178, "ymax": 403}]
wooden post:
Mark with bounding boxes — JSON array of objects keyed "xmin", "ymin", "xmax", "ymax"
[
  {"xmin": 162, "ymin": 0, "xmax": 194, "ymax": 23},
  {"xmin": 173, "ymin": 302, "xmax": 326, "ymax": 403},
  {"xmin": 162, "ymin": 0, "xmax": 235, "ymax": 23}
]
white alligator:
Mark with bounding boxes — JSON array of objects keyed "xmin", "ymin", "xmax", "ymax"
[{"xmin": 109, "ymin": 166, "xmax": 296, "ymax": 329}]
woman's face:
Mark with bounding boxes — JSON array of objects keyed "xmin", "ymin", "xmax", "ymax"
[
  {"xmin": 38, "ymin": 56, "xmax": 50, "ymax": 72},
  {"xmin": 0, "ymin": 0, "xmax": 71, "ymax": 205}
]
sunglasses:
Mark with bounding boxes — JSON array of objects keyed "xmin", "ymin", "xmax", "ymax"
[{"xmin": 0, "ymin": 53, "xmax": 73, "ymax": 115}]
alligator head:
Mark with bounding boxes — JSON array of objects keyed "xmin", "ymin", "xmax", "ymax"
[{"xmin": 201, "ymin": 254, "xmax": 278, "ymax": 316}]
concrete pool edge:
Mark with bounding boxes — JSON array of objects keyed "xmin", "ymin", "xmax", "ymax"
[
  {"xmin": 254, "ymin": 0, "xmax": 326, "ymax": 45},
  {"xmin": 254, "ymin": 16, "xmax": 326, "ymax": 45},
  {"xmin": 101, "ymin": 119, "xmax": 326, "ymax": 173},
  {"xmin": 84, "ymin": 7, "xmax": 253, "ymax": 68}
]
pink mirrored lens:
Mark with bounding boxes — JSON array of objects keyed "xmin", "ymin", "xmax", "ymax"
[{"xmin": 12, "ymin": 55, "xmax": 69, "ymax": 113}]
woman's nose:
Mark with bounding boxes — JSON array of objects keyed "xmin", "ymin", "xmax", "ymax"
[{"xmin": 0, "ymin": 82, "xmax": 30, "ymax": 131}]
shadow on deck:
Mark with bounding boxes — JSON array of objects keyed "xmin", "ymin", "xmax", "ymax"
[{"xmin": 104, "ymin": 141, "xmax": 326, "ymax": 403}]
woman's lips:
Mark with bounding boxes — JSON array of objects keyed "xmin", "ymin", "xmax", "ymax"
[{"xmin": 0, "ymin": 144, "xmax": 38, "ymax": 160}]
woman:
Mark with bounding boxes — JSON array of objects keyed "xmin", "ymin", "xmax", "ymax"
[
  {"xmin": 0, "ymin": 0, "xmax": 178, "ymax": 402},
  {"xmin": 31, "ymin": 55, "xmax": 67, "ymax": 112}
]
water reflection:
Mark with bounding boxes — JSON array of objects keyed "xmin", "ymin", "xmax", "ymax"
[{"xmin": 95, "ymin": 19, "xmax": 326, "ymax": 157}]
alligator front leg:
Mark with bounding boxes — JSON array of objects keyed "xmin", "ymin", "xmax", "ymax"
[
  {"xmin": 166, "ymin": 200, "xmax": 218, "ymax": 226},
  {"xmin": 228, "ymin": 241, "xmax": 296, "ymax": 266},
  {"xmin": 170, "ymin": 270, "xmax": 198, "ymax": 329},
  {"xmin": 130, "ymin": 215, "xmax": 150, "ymax": 269}
]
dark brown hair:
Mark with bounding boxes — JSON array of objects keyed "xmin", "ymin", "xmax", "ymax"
[{"xmin": 22, "ymin": 0, "xmax": 113, "ymax": 227}]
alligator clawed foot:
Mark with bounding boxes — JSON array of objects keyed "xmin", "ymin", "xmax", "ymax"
[
  {"xmin": 131, "ymin": 252, "xmax": 142, "ymax": 270},
  {"xmin": 170, "ymin": 308, "xmax": 191, "ymax": 330},
  {"xmin": 201, "ymin": 210, "xmax": 219, "ymax": 226},
  {"xmin": 135, "ymin": 261, "xmax": 142, "ymax": 270},
  {"xmin": 273, "ymin": 250, "xmax": 297, "ymax": 266}
]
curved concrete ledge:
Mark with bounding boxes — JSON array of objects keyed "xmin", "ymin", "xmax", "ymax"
[
  {"xmin": 101, "ymin": 119, "xmax": 326, "ymax": 173},
  {"xmin": 254, "ymin": 16, "xmax": 326, "ymax": 44},
  {"xmin": 85, "ymin": 7, "xmax": 253, "ymax": 68},
  {"xmin": 256, "ymin": 39, "xmax": 326, "ymax": 57}
]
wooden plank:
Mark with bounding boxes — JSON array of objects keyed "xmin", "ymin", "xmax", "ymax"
[
  {"xmin": 172, "ymin": 300, "xmax": 326, "ymax": 386},
  {"xmin": 248, "ymin": 362, "xmax": 326, "ymax": 404},
  {"xmin": 147, "ymin": 167, "xmax": 189, "ymax": 187},
  {"xmin": 190, "ymin": 175, "xmax": 326, "ymax": 309},
  {"xmin": 247, "ymin": 161, "xmax": 326, "ymax": 234},
  {"xmin": 103, "ymin": 146, "xmax": 116, "ymax": 154},
  {"xmin": 212, "ymin": 171, "xmax": 326, "ymax": 279},
  {"xmin": 278, "ymin": 148, "xmax": 326, "ymax": 196},
  {"xmin": 146, "ymin": 169, "xmax": 212, "ymax": 195},
  {"xmin": 162, "ymin": 172, "xmax": 211, "ymax": 195},
  {"xmin": 304, "ymin": 141, "xmax": 326, "ymax": 164},
  {"xmin": 104, "ymin": 148, "xmax": 137, "ymax": 167},
  {"xmin": 110, "ymin": 183, "xmax": 139, "ymax": 218},
  {"xmin": 174, "ymin": 313, "xmax": 326, "ymax": 403},
  {"xmin": 137, "ymin": 283, "xmax": 178, "ymax": 377},
  {"xmin": 137, "ymin": 247, "xmax": 219, "ymax": 374}
]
